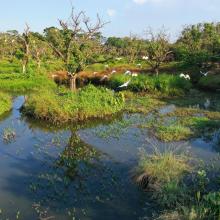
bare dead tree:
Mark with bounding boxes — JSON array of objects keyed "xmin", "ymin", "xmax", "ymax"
[
  {"xmin": 145, "ymin": 27, "xmax": 172, "ymax": 75},
  {"xmin": 47, "ymin": 7, "xmax": 108, "ymax": 91},
  {"xmin": 18, "ymin": 24, "xmax": 31, "ymax": 73}
]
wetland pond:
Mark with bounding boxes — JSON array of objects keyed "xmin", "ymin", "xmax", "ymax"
[{"xmin": 0, "ymin": 94, "xmax": 220, "ymax": 220}]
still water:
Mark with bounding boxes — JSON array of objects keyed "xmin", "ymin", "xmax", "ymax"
[{"xmin": 0, "ymin": 96, "xmax": 219, "ymax": 219}]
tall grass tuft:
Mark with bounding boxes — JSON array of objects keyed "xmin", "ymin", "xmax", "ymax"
[{"xmin": 135, "ymin": 141, "xmax": 191, "ymax": 191}]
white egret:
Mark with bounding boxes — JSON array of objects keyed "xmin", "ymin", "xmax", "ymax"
[
  {"xmin": 142, "ymin": 56, "xmax": 149, "ymax": 60},
  {"xmin": 179, "ymin": 73, "xmax": 190, "ymax": 80},
  {"xmin": 204, "ymin": 99, "xmax": 210, "ymax": 109},
  {"xmin": 100, "ymin": 75, "xmax": 108, "ymax": 82},
  {"xmin": 124, "ymin": 70, "xmax": 132, "ymax": 75},
  {"xmin": 118, "ymin": 80, "xmax": 131, "ymax": 88},
  {"xmin": 116, "ymin": 57, "xmax": 122, "ymax": 61},
  {"xmin": 200, "ymin": 71, "xmax": 209, "ymax": 77},
  {"xmin": 132, "ymin": 73, "xmax": 138, "ymax": 77}
]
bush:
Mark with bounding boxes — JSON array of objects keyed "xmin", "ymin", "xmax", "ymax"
[{"xmin": 23, "ymin": 85, "xmax": 125, "ymax": 124}]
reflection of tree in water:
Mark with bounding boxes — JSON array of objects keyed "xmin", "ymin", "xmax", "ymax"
[
  {"xmin": 56, "ymin": 131, "xmax": 101, "ymax": 180},
  {"xmin": 29, "ymin": 130, "xmax": 111, "ymax": 204}
]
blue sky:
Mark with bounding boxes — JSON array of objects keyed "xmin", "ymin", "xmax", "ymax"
[{"xmin": 0, "ymin": 0, "xmax": 220, "ymax": 39}]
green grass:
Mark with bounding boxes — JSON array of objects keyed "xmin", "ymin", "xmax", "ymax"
[
  {"xmin": 0, "ymin": 74, "xmax": 56, "ymax": 93},
  {"xmin": 156, "ymin": 124, "xmax": 192, "ymax": 142},
  {"xmin": 0, "ymin": 92, "xmax": 12, "ymax": 116},
  {"xmin": 142, "ymin": 105, "xmax": 220, "ymax": 142},
  {"xmin": 135, "ymin": 146, "xmax": 191, "ymax": 190},
  {"xmin": 198, "ymin": 75, "xmax": 220, "ymax": 91},
  {"xmin": 136, "ymin": 146, "xmax": 220, "ymax": 220},
  {"xmin": 23, "ymin": 85, "xmax": 125, "ymax": 124},
  {"xmin": 108, "ymin": 73, "xmax": 192, "ymax": 95},
  {"xmin": 125, "ymin": 94, "xmax": 165, "ymax": 114},
  {"xmin": 0, "ymin": 60, "xmax": 21, "ymax": 74}
]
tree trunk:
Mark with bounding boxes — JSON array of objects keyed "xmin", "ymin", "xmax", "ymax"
[
  {"xmin": 37, "ymin": 59, "xmax": 41, "ymax": 69},
  {"xmin": 22, "ymin": 64, "xmax": 26, "ymax": 74},
  {"xmin": 22, "ymin": 56, "xmax": 29, "ymax": 74},
  {"xmin": 70, "ymin": 74, "xmax": 77, "ymax": 91}
]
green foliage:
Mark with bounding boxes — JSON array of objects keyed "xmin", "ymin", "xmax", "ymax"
[
  {"xmin": 0, "ymin": 92, "xmax": 11, "ymax": 116},
  {"xmin": 198, "ymin": 75, "xmax": 220, "ymax": 91},
  {"xmin": 0, "ymin": 60, "xmax": 21, "ymax": 74},
  {"xmin": 175, "ymin": 22, "xmax": 220, "ymax": 67},
  {"xmin": 158, "ymin": 180, "xmax": 189, "ymax": 209},
  {"xmin": 109, "ymin": 74, "xmax": 192, "ymax": 95},
  {"xmin": 23, "ymin": 85, "xmax": 125, "ymax": 124}
]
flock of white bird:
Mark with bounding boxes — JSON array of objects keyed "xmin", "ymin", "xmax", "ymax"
[
  {"xmin": 97, "ymin": 61, "xmax": 210, "ymax": 91},
  {"xmin": 98, "ymin": 68, "xmax": 139, "ymax": 88},
  {"xmin": 179, "ymin": 70, "xmax": 209, "ymax": 81}
]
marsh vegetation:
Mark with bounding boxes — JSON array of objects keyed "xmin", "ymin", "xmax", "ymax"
[{"xmin": 0, "ymin": 6, "xmax": 220, "ymax": 220}]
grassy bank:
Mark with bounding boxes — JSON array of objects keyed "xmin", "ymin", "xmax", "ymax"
[
  {"xmin": 0, "ymin": 92, "xmax": 12, "ymax": 116},
  {"xmin": 0, "ymin": 74, "xmax": 56, "ymax": 93},
  {"xmin": 136, "ymin": 146, "xmax": 220, "ymax": 219},
  {"xmin": 23, "ymin": 85, "xmax": 125, "ymax": 124},
  {"xmin": 108, "ymin": 74, "xmax": 192, "ymax": 95}
]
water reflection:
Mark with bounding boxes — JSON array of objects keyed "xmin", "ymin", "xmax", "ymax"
[{"xmin": 0, "ymin": 94, "xmax": 220, "ymax": 219}]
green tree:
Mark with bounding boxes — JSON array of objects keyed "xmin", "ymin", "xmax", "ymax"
[{"xmin": 175, "ymin": 22, "xmax": 220, "ymax": 67}]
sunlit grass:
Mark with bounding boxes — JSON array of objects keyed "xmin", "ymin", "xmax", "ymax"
[
  {"xmin": 23, "ymin": 85, "xmax": 125, "ymax": 124},
  {"xmin": 0, "ymin": 92, "xmax": 12, "ymax": 116}
]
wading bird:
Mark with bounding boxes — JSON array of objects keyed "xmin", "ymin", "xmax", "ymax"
[
  {"xmin": 179, "ymin": 73, "xmax": 190, "ymax": 80},
  {"xmin": 142, "ymin": 56, "xmax": 149, "ymax": 60},
  {"xmin": 100, "ymin": 75, "xmax": 108, "ymax": 82},
  {"xmin": 118, "ymin": 80, "xmax": 131, "ymax": 88},
  {"xmin": 200, "ymin": 71, "xmax": 209, "ymax": 77},
  {"xmin": 132, "ymin": 73, "xmax": 138, "ymax": 77},
  {"xmin": 124, "ymin": 70, "xmax": 132, "ymax": 75},
  {"xmin": 204, "ymin": 99, "xmax": 210, "ymax": 109}
]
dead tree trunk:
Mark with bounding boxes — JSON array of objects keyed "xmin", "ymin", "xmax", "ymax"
[{"xmin": 69, "ymin": 74, "xmax": 77, "ymax": 91}]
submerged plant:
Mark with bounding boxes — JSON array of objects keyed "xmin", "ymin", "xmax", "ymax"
[{"xmin": 2, "ymin": 127, "xmax": 16, "ymax": 143}]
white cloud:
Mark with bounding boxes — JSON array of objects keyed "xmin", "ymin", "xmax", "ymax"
[
  {"xmin": 133, "ymin": 0, "xmax": 147, "ymax": 5},
  {"xmin": 133, "ymin": 0, "xmax": 166, "ymax": 5},
  {"xmin": 107, "ymin": 9, "xmax": 116, "ymax": 17}
]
